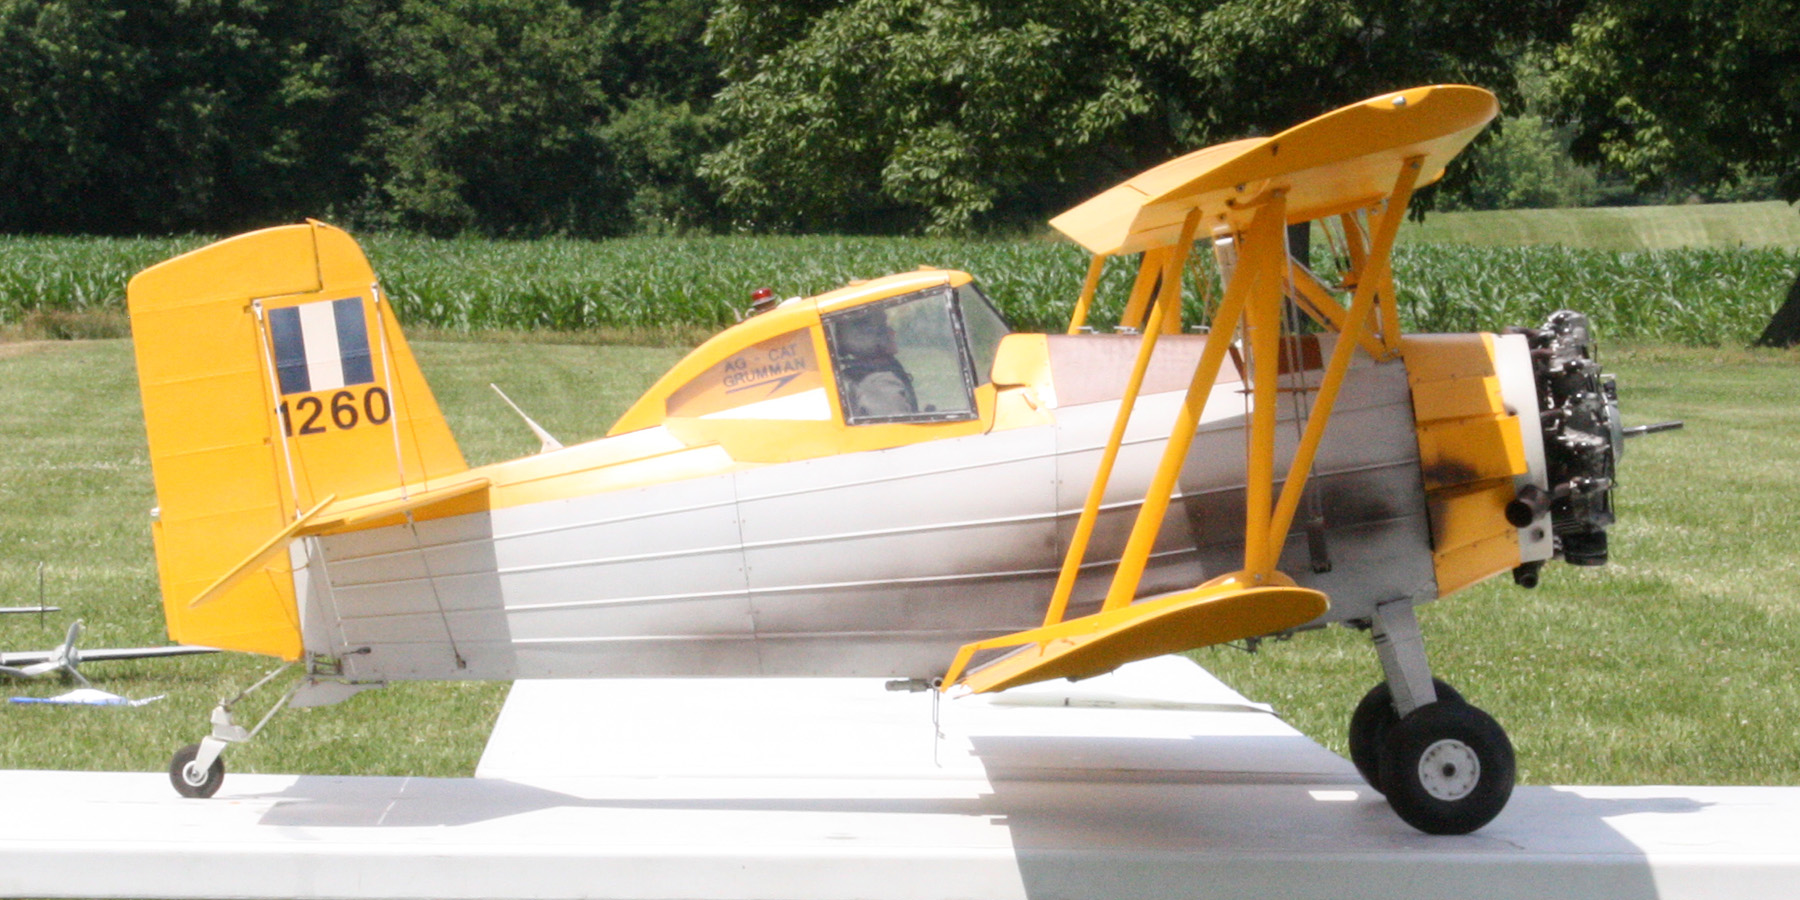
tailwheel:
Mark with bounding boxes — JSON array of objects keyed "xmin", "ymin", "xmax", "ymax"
[
  {"xmin": 1346, "ymin": 678, "xmax": 1462, "ymax": 794},
  {"xmin": 1378, "ymin": 700, "xmax": 1515, "ymax": 835},
  {"xmin": 166, "ymin": 661, "xmax": 299, "ymax": 798},
  {"xmin": 169, "ymin": 743, "xmax": 225, "ymax": 799}
]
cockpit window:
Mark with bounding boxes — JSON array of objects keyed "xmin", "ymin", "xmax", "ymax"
[
  {"xmin": 957, "ymin": 282, "xmax": 1010, "ymax": 383},
  {"xmin": 825, "ymin": 288, "xmax": 977, "ymax": 425}
]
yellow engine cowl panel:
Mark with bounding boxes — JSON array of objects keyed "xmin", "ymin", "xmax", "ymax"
[{"xmin": 1400, "ymin": 334, "xmax": 1531, "ymax": 597}]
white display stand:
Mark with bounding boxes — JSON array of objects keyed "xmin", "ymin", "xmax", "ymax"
[{"xmin": 1, "ymin": 658, "xmax": 1796, "ymax": 899}]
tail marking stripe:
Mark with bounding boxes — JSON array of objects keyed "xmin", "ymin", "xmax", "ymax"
[
  {"xmin": 270, "ymin": 297, "xmax": 375, "ymax": 395},
  {"xmin": 332, "ymin": 295, "xmax": 376, "ymax": 385}
]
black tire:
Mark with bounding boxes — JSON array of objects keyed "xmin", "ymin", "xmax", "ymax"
[
  {"xmin": 1379, "ymin": 700, "xmax": 1514, "ymax": 835},
  {"xmin": 169, "ymin": 743, "xmax": 225, "ymax": 799},
  {"xmin": 1347, "ymin": 678, "xmax": 1463, "ymax": 794}
]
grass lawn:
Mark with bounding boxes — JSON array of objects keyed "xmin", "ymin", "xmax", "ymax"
[
  {"xmin": 1407, "ymin": 200, "xmax": 1800, "ymax": 251},
  {"xmin": 0, "ymin": 335, "xmax": 1796, "ymax": 790}
]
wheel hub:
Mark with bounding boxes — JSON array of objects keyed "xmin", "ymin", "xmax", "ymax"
[
  {"xmin": 1417, "ymin": 738, "xmax": 1481, "ymax": 800},
  {"xmin": 182, "ymin": 762, "xmax": 208, "ymax": 786}
]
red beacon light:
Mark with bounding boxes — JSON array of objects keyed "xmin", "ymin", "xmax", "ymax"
[{"xmin": 745, "ymin": 286, "xmax": 780, "ymax": 318}]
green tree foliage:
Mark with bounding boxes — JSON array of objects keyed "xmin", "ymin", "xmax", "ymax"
[
  {"xmin": 9, "ymin": 0, "xmax": 1784, "ymax": 239},
  {"xmin": 354, "ymin": 0, "xmax": 622, "ymax": 236},
  {"xmin": 592, "ymin": 0, "xmax": 729, "ymax": 233},
  {"xmin": 1552, "ymin": 0, "xmax": 1800, "ymax": 202},
  {"xmin": 350, "ymin": 0, "xmax": 733, "ymax": 236},
  {"xmin": 0, "ymin": 0, "xmax": 727, "ymax": 237},
  {"xmin": 1550, "ymin": 0, "xmax": 1800, "ymax": 346},
  {"xmin": 702, "ymin": 0, "xmax": 1581, "ymax": 234},
  {"xmin": 1441, "ymin": 114, "xmax": 1599, "ymax": 210},
  {"xmin": 600, "ymin": 98, "xmax": 726, "ymax": 233},
  {"xmin": 0, "ymin": 0, "xmax": 362, "ymax": 233}
]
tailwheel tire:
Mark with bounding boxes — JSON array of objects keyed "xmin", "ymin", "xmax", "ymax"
[
  {"xmin": 1347, "ymin": 678, "xmax": 1462, "ymax": 795},
  {"xmin": 1379, "ymin": 700, "xmax": 1514, "ymax": 835},
  {"xmin": 169, "ymin": 743, "xmax": 225, "ymax": 799}
]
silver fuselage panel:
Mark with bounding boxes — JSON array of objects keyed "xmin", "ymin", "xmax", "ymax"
[{"xmin": 295, "ymin": 335, "xmax": 1437, "ymax": 681}]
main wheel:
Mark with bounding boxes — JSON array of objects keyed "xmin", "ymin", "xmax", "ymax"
[
  {"xmin": 169, "ymin": 743, "xmax": 225, "ymax": 799},
  {"xmin": 1347, "ymin": 679, "xmax": 1462, "ymax": 794},
  {"xmin": 1379, "ymin": 700, "xmax": 1514, "ymax": 835}
]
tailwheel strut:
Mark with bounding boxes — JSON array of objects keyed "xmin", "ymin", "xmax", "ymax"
[{"xmin": 167, "ymin": 662, "xmax": 299, "ymax": 799}]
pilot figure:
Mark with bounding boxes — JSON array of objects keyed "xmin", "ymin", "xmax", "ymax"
[{"xmin": 835, "ymin": 308, "xmax": 917, "ymax": 418}]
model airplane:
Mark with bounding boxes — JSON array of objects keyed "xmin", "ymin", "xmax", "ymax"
[
  {"xmin": 129, "ymin": 85, "xmax": 1648, "ymax": 834},
  {"xmin": 0, "ymin": 621, "xmax": 215, "ymax": 686}
]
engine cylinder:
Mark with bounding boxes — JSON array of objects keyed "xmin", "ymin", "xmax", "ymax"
[{"xmin": 1514, "ymin": 311, "xmax": 1622, "ymax": 567}]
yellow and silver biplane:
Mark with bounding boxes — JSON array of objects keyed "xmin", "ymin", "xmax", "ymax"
[{"xmin": 129, "ymin": 85, "xmax": 1636, "ymax": 834}]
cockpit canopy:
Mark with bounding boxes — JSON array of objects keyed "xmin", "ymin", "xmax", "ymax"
[{"xmin": 610, "ymin": 270, "xmax": 1011, "ymax": 440}]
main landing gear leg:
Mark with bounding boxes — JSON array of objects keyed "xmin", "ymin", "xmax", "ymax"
[{"xmin": 1346, "ymin": 601, "xmax": 1516, "ymax": 835}]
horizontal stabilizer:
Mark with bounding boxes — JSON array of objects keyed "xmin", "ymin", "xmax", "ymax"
[
  {"xmin": 186, "ymin": 494, "xmax": 336, "ymax": 610},
  {"xmin": 184, "ymin": 478, "xmax": 492, "ymax": 611},
  {"xmin": 301, "ymin": 476, "xmax": 491, "ymax": 534},
  {"xmin": 948, "ymin": 584, "xmax": 1328, "ymax": 694}
]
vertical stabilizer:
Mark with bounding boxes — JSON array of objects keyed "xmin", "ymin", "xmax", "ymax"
[{"xmin": 129, "ymin": 221, "xmax": 465, "ymax": 658}]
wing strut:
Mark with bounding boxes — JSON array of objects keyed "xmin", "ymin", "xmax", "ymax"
[
  {"xmin": 945, "ymin": 153, "xmax": 1432, "ymax": 694},
  {"xmin": 1039, "ymin": 207, "xmax": 1203, "ymax": 628}
]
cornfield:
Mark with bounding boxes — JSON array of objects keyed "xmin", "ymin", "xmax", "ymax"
[{"xmin": 1, "ymin": 233, "xmax": 1793, "ymax": 346}]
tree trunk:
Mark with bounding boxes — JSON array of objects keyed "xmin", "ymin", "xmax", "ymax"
[
  {"xmin": 1753, "ymin": 267, "xmax": 1800, "ymax": 348},
  {"xmin": 1288, "ymin": 222, "xmax": 1311, "ymax": 267}
]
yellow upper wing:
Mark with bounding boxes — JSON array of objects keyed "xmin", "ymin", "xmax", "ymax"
[{"xmin": 1050, "ymin": 85, "xmax": 1498, "ymax": 256}]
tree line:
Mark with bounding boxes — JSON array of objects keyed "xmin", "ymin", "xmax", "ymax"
[{"xmin": 0, "ymin": 0, "xmax": 1791, "ymax": 238}]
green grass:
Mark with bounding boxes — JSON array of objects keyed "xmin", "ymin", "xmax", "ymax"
[
  {"xmin": 1408, "ymin": 200, "xmax": 1800, "ymax": 251},
  {"xmin": 2, "ymin": 337, "xmax": 1798, "ymax": 788}
]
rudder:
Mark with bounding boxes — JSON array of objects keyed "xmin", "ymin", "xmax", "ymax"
[{"xmin": 129, "ymin": 221, "xmax": 466, "ymax": 658}]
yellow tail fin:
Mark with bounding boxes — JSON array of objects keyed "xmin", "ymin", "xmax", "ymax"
[{"xmin": 129, "ymin": 221, "xmax": 466, "ymax": 658}]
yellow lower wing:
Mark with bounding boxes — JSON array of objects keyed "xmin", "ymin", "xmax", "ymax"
[{"xmin": 945, "ymin": 584, "xmax": 1327, "ymax": 694}]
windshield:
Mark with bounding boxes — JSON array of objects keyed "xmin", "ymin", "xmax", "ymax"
[
  {"xmin": 956, "ymin": 282, "xmax": 1010, "ymax": 383},
  {"xmin": 825, "ymin": 288, "xmax": 978, "ymax": 424}
]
